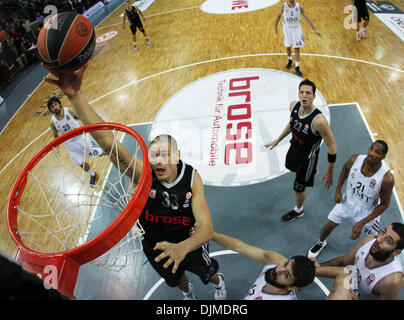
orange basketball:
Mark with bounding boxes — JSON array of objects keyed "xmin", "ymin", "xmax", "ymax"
[{"xmin": 37, "ymin": 12, "xmax": 95, "ymax": 72}]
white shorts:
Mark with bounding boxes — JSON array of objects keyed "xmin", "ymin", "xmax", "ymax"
[
  {"xmin": 328, "ymin": 194, "xmax": 380, "ymax": 237},
  {"xmin": 64, "ymin": 133, "xmax": 103, "ymax": 166},
  {"xmin": 283, "ymin": 26, "xmax": 305, "ymax": 48}
]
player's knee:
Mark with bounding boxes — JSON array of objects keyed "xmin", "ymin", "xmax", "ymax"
[
  {"xmin": 325, "ymin": 221, "xmax": 338, "ymax": 232},
  {"xmin": 293, "ymin": 182, "xmax": 305, "ymax": 193}
]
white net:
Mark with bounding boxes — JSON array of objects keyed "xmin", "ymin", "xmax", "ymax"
[{"xmin": 14, "ymin": 127, "xmax": 147, "ymax": 271}]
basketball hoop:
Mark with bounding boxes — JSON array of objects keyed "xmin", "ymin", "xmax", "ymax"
[{"xmin": 7, "ymin": 123, "xmax": 152, "ymax": 299}]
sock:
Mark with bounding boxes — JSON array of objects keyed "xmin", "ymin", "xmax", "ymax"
[
  {"xmin": 134, "ymin": 42, "xmax": 137, "ymax": 46},
  {"xmin": 213, "ymin": 277, "xmax": 224, "ymax": 289},
  {"xmin": 360, "ymin": 27, "xmax": 366, "ymax": 33},
  {"xmin": 88, "ymin": 168, "xmax": 95, "ymax": 176},
  {"xmin": 294, "ymin": 206, "xmax": 303, "ymax": 213},
  {"xmin": 357, "ymin": 32, "xmax": 360, "ymax": 37},
  {"xmin": 182, "ymin": 283, "xmax": 193, "ymax": 297},
  {"xmin": 288, "ymin": 56, "xmax": 293, "ymax": 61},
  {"xmin": 318, "ymin": 239, "xmax": 325, "ymax": 245},
  {"xmin": 295, "ymin": 61, "xmax": 300, "ymax": 68}
]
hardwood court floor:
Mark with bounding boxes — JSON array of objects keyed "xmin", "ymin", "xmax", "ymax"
[{"xmin": 1, "ymin": 0, "xmax": 404, "ymax": 260}]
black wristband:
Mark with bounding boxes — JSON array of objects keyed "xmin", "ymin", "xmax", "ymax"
[{"xmin": 328, "ymin": 153, "xmax": 336, "ymax": 163}]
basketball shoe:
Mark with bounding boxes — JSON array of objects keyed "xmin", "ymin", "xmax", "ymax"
[
  {"xmin": 281, "ymin": 209, "xmax": 304, "ymax": 222},
  {"xmin": 294, "ymin": 67, "xmax": 303, "ymax": 77},
  {"xmin": 182, "ymin": 283, "xmax": 197, "ymax": 300},
  {"xmin": 213, "ymin": 273, "xmax": 227, "ymax": 300},
  {"xmin": 308, "ymin": 240, "xmax": 327, "ymax": 259},
  {"xmin": 286, "ymin": 59, "xmax": 293, "ymax": 70}
]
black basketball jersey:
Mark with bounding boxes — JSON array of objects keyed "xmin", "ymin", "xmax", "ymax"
[
  {"xmin": 353, "ymin": 0, "xmax": 367, "ymax": 9},
  {"xmin": 125, "ymin": 6, "xmax": 140, "ymax": 23},
  {"xmin": 289, "ymin": 101, "xmax": 323, "ymax": 160},
  {"xmin": 139, "ymin": 160, "xmax": 196, "ymax": 245}
]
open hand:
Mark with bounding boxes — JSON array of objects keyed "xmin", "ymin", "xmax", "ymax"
[
  {"xmin": 320, "ymin": 171, "xmax": 333, "ymax": 190},
  {"xmin": 154, "ymin": 241, "xmax": 188, "ymax": 274},
  {"xmin": 43, "ymin": 61, "xmax": 90, "ymax": 98}
]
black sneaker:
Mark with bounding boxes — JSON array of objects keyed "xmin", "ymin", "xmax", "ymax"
[
  {"xmin": 286, "ymin": 60, "xmax": 293, "ymax": 70},
  {"xmin": 294, "ymin": 67, "xmax": 303, "ymax": 77},
  {"xmin": 308, "ymin": 240, "xmax": 327, "ymax": 258},
  {"xmin": 281, "ymin": 209, "xmax": 304, "ymax": 222}
]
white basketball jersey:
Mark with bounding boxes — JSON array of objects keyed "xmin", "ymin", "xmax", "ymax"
[
  {"xmin": 354, "ymin": 239, "xmax": 403, "ymax": 300},
  {"xmin": 244, "ymin": 265, "xmax": 298, "ymax": 300},
  {"xmin": 51, "ymin": 108, "xmax": 81, "ymax": 135},
  {"xmin": 346, "ymin": 155, "xmax": 389, "ymax": 210},
  {"xmin": 283, "ymin": 2, "xmax": 301, "ymax": 28}
]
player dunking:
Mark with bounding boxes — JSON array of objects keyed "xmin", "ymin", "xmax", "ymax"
[
  {"xmin": 123, "ymin": 1, "xmax": 150, "ymax": 51},
  {"xmin": 48, "ymin": 96, "xmax": 104, "ymax": 186},
  {"xmin": 274, "ymin": 0, "xmax": 321, "ymax": 77},
  {"xmin": 265, "ymin": 79, "xmax": 337, "ymax": 223},
  {"xmin": 44, "ymin": 65, "xmax": 226, "ymax": 300}
]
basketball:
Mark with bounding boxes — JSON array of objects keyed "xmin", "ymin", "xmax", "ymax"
[{"xmin": 37, "ymin": 11, "xmax": 95, "ymax": 72}]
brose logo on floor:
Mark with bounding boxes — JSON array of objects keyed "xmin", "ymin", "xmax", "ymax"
[
  {"xmin": 149, "ymin": 68, "xmax": 329, "ymax": 187},
  {"xmin": 200, "ymin": 0, "xmax": 280, "ymax": 14}
]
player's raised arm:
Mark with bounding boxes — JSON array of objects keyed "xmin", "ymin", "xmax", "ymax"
[{"xmin": 44, "ymin": 63, "xmax": 143, "ymax": 180}]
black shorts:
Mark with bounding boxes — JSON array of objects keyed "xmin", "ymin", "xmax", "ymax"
[
  {"xmin": 354, "ymin": 5, "xmax": 370, "ymax": 23},
  {"xmin": 142, "ymin": 238, "xmax": 219, "ymax": 287},
  {"xmin": 285, "ymin": 147, "xmax": 319, "ymax": 192},
  {"xmin": 129, "ymin": 20, "xmax": 144, "ymax": 34}
]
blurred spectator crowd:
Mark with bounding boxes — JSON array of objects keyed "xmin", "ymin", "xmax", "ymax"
[{"xmin": 0, "ymin": 0, "xmax": 103, "ymax": 90}]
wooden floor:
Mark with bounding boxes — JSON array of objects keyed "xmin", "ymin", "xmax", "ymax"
[{"xmin": 1, "ymin": 0, "xmax": 404, "ymax": 260}]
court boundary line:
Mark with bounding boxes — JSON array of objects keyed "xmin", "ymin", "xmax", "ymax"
[
  {"xmin": 87, "ymin": 53, "xmax": 403, "ymax": 105},
  {"xmin": 1, "ymin": 54, "xmax": 402, "ymax": 178}
]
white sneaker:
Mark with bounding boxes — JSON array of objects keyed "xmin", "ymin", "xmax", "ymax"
[
  {"xmin": 133, "ymin": 44, "xmax": 138, "ymax": 51},
  {"xmin": 213, "ymin": 273, "xmax": 227, "ymax": 300},
  {"xmin": 146, "ymin": 38, "xmax": 151, "ymax": 45},
  {"xmin": 182, "ymin": 283, "xmax": 197, "ymax": 300},
  {"xmin": 308, "ymin": 240, "xmax": 327, "ymax": 259}
]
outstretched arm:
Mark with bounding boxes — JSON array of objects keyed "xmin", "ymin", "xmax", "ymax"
[
  {"xmin": 274, "ymin": 3, "xmax": 284, "ymax": 34},
  {"xmin": 135, "ymin": 6, "xmax": 146, "ymax": 20},
  {"xmin": 301, "ymin": 5, "xmax": 321, "ymax": 36},
  {"xmin": 44, "ymin": 63, "xmax": 143, "ymax": 180},
  {"xmin": 264, "ymin": 101, "xmax": 295, "ymax": 150},
  {"xmin": 213, "ymin": 232, "xmax": 287, "ymax": 265},
  {"xmin": 333, "ymin": 154, "xmax": 358, "ymax": 203}
]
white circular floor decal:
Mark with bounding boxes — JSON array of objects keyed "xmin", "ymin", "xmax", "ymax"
[
  {"xmin": 201, "ymin": 0, "xmax": 280, "ymax": 14},
  {"xmin": 149, "ymin": 68, "xmax": 329, "ymax": 187},
  {"xmin": 96, "ymin": 31, "xmax": 118, "ymax": 43}
]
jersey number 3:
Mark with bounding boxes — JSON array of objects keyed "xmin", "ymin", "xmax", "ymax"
[{"xmin": 161, "ymin": 191, "xmax": 180, "ymax": 210}]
